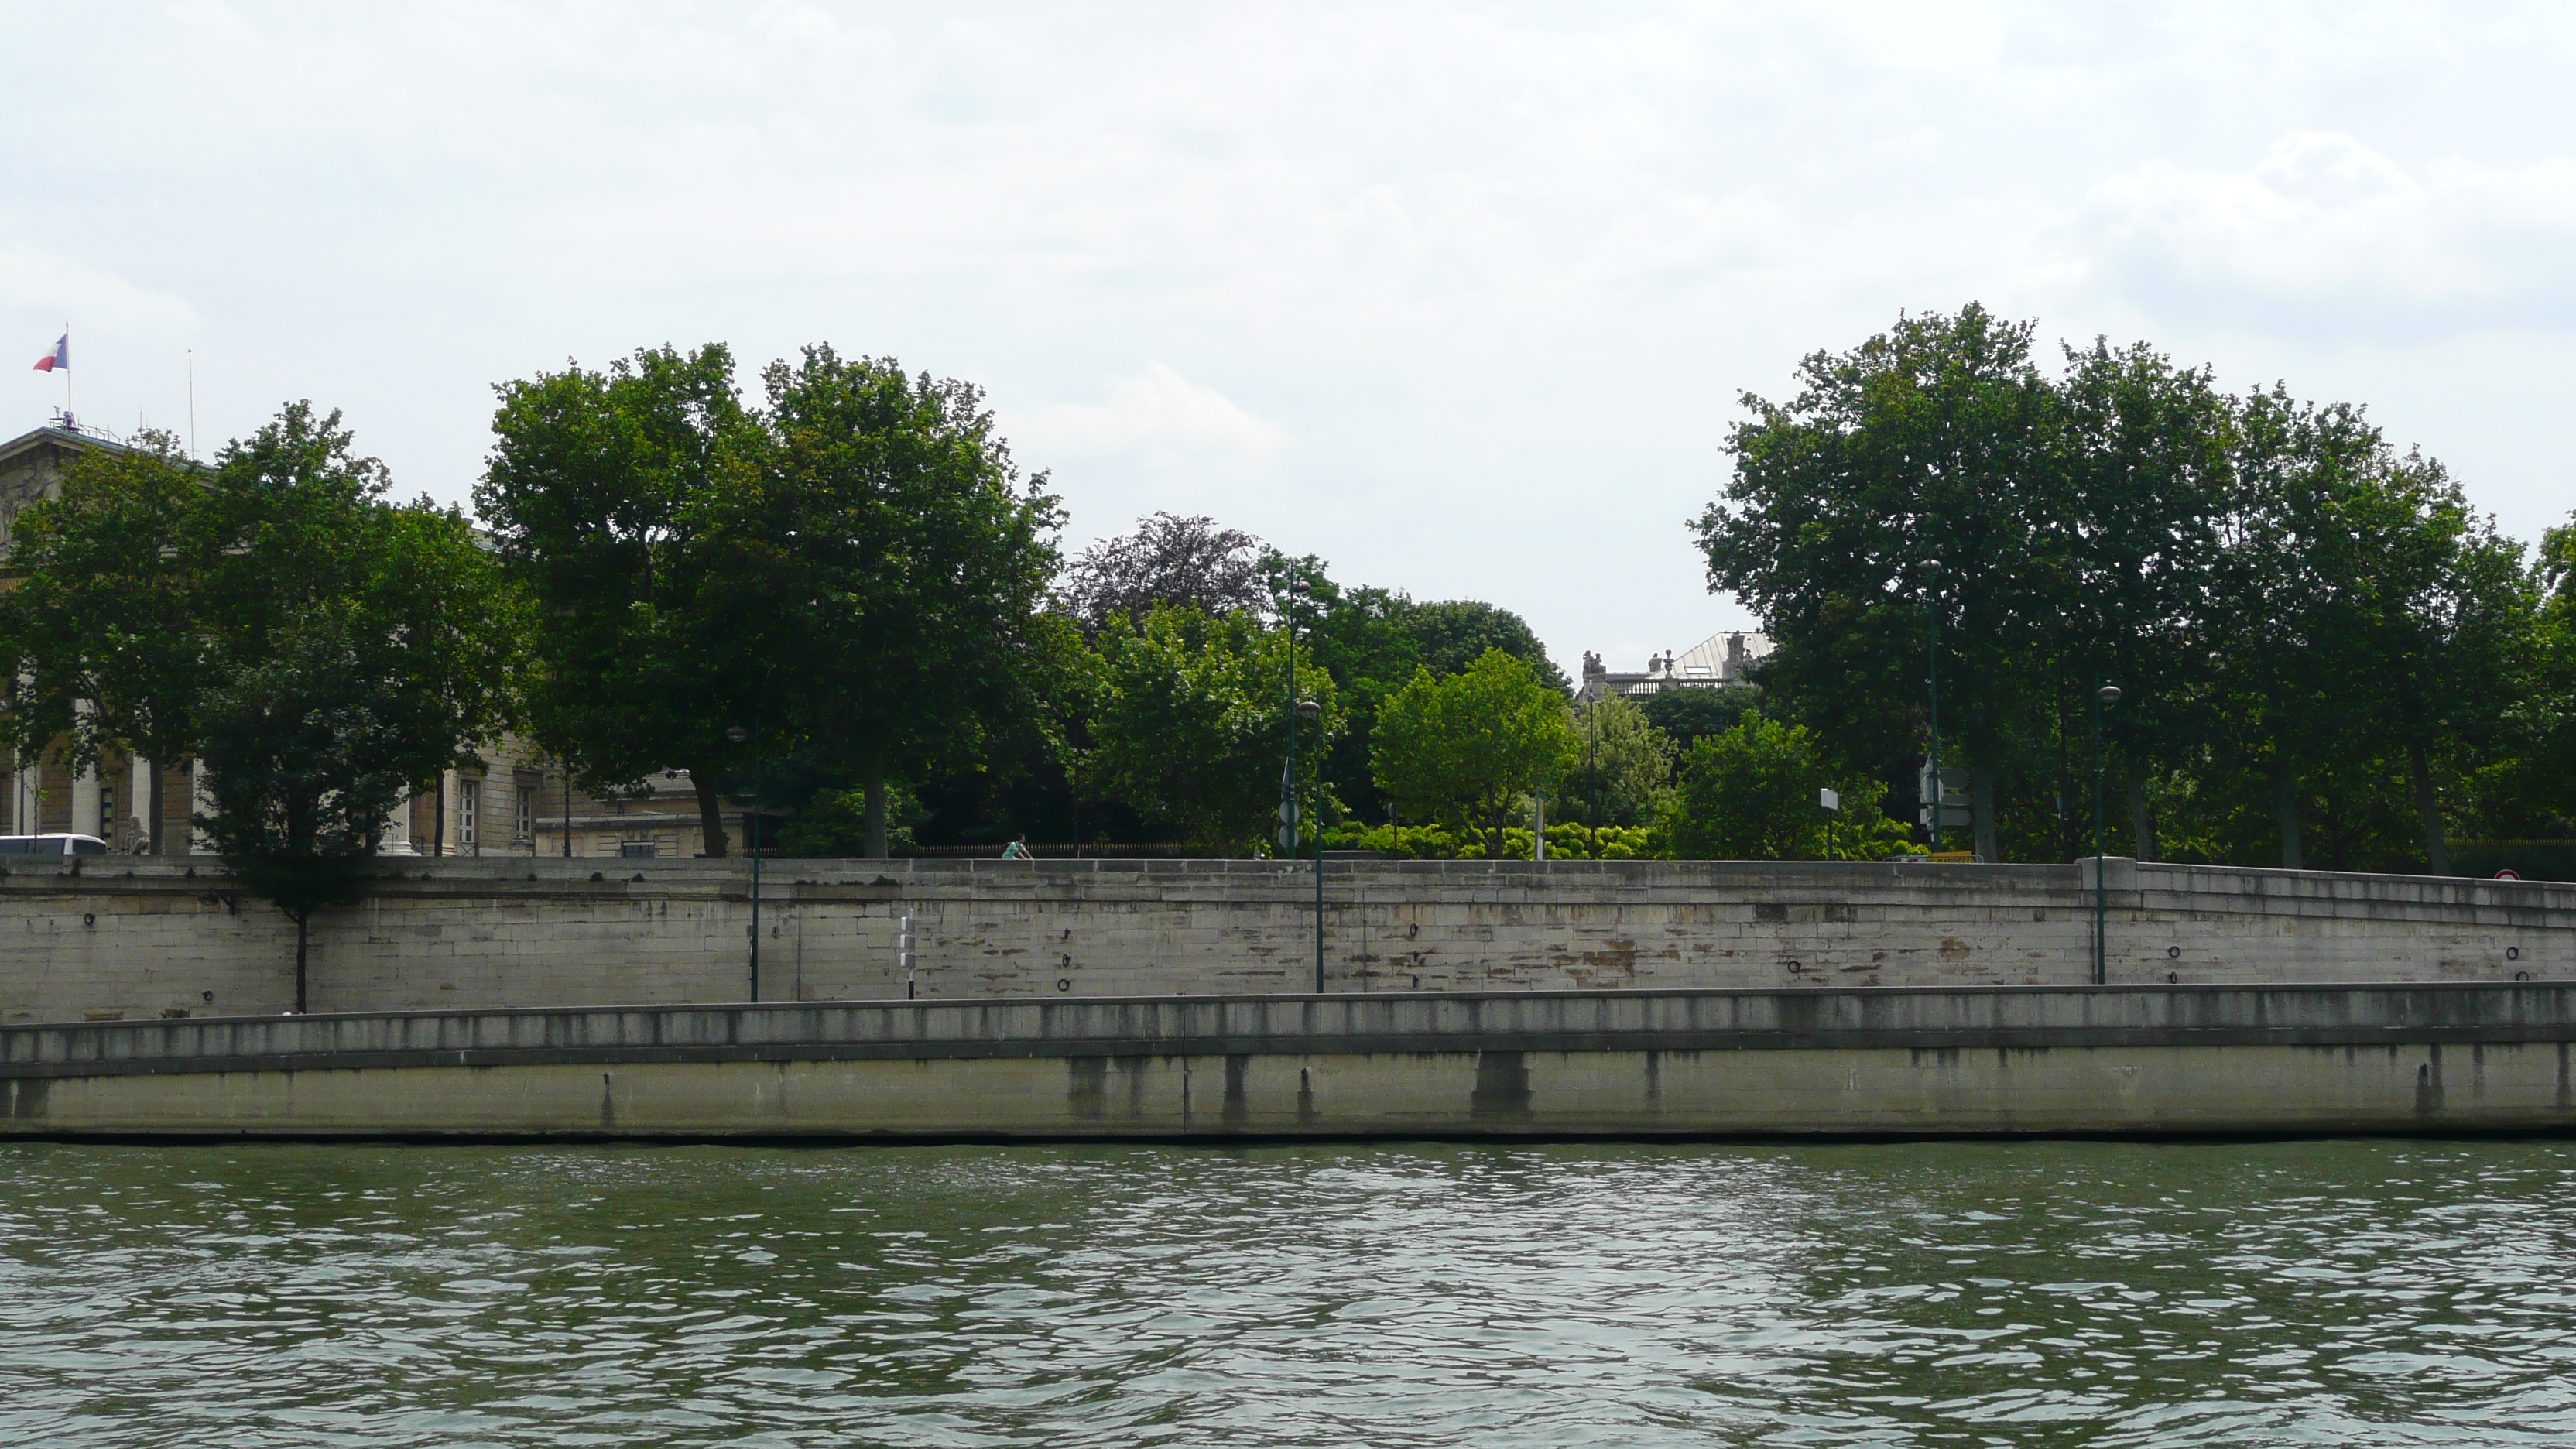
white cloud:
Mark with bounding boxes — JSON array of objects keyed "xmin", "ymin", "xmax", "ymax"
[
  {"xmin": 9, "ymin": 4, "xmax": 2576, "ymax": 666},
  {"xmin": 2072, "ymin": 131, "xmax": 2576, "ymax": 330},
  {"xmin": 1032, "ymin": 364, "xmax": 1289, "ymax": 491}
]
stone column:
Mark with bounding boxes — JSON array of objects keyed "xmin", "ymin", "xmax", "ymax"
[{"xmin": 190, "ymin": 759, "xmax": 217, "ymax": 854}]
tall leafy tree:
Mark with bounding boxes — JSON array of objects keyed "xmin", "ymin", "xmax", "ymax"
[
  {"xmin": 1057, "ymin": 512, "xmax": 1266, "ymax": 632},
  {"xmin": 1372, "ymin": 649, "xmax": 1579, "ymax": 856},
  {"xmin": 478, "ymin": 344, "xmax": 769, "ymax": 855},
  {"xmin": 1086, "ymin": 604, "xmax": 1341, "ymax": 850},
  {"xmin": 1397, "ymin": 598, "xmax": 1569, "ymax": 691},
  {"xmin": 1700, "ymin": 304, "xmax": 2068, "ymax": 862},
  {"xmin": 2055, "ymin": 339, "xmax": 2234, "ymax": 859},
  {"xmin": 749, "ymin": 346, "xmax": 1063, "ymax": 856},
  {"xmin": 0, "ymin": 430, "xmax": 213, "ymax": 850}
]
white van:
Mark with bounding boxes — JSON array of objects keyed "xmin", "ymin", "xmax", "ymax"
[{"xmin": 0, "ymin": 834, "xmax": 110, "ymax": 855}]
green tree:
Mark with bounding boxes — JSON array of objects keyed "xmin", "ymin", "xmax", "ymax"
[
  {"xmin": 479, "ymin": 344, "xmax": 769, "ymax": 856},
  {"xmin": 747, "ymin": 347, "xmax": 1063, "ymax": 856},
  {"xmin": 1566, "ymin": 694, "xmax": 1674, "ymax": 829},
  {"xmin": 1397, "ymin": 598, "xmax": 1569, "ymax": 691},
  {"xmin": 2055, "ymin": 338, "xmax": 2234, "ymax": 860},
  {"xmin": 1372, "ymin": 649, "xmax": 1580, "ymax": 856},
  {"xmin": 1087, "ymin": 605, "xmax": 1341, "ymax": 850},
  {"xmin": 0, "ymin": 430, "xmax": 214, "ymax": 850},
  {"xmin": 1699, "ymin": 304, "xmax": 2068, "ymax": 862},
  {"xmin": 1666, "ymin": 709, "xmax": 1910, "ymax": 860},
  {"xmin": 1635, "ymin": 685, "xmax": 1761, "ymax": 755}
]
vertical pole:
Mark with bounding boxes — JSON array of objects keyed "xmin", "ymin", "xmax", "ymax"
[
  {"xmin": 2091, "ymin": 685, "xmax": 2106, "ymax": 987},
  {"xmin": 1927, "ymin": 583, "xmax": 1942, "ymax": 855},
  {"xmin": 561, "ymin": 768, "xmax": 573, "ymax": 857},
  {"xmin": 748, "ymin": 720, "xmax": 762, "ymax": 1004}
]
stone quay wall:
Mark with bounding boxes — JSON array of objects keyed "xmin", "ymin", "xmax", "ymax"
[
  {"xmin": 5, "ymin": 985, "xmax": 2573, "ymax": 1139},
  {"xmin": 0, "ymin": 855, "xmax": 2569, "ymax": 1026}
]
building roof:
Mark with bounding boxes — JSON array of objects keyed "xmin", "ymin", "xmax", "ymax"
[
  {"xmin": 0, "ymin": 420, "xmax": 128, "ymax": 472},
  {"xmin": 1579, "ymin": 629, "xmax": 1772, "ymax": 700}
]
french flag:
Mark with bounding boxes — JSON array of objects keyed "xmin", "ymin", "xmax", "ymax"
[{"xmin": 32, "ymin": 333, "xmax": 67, "ymax": 372}]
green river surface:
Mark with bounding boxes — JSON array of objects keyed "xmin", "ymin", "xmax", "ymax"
[{"xmin": 2, "ymin": 1139, "xmax": 2573, "ymax": 1447}]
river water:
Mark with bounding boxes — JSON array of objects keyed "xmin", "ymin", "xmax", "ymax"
[{"xmin": 2, "ymin": 1139, "xmax": 2573, "ymax": 1446}]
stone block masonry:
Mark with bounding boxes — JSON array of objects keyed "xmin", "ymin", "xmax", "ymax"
[
  {"xmin": 0, "ymin": 856, "xmax": 2568, "ymax": 1025},
  {"xmin": 6, "ymin": 985, "xmax": 2575, "ymax": 1139}
]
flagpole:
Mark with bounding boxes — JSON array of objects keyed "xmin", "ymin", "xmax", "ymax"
[{"xmin": 62, "ymin": 323, "xmax": 70, "ymax": 420}]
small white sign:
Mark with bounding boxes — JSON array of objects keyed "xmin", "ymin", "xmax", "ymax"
[{"xmin": 1820, "ymin": 788, "xmax": 1840, "ymax": 812}]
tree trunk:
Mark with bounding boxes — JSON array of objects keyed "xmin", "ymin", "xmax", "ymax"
[
  {"xmin": 1970, "ymin": 768, "xmax": 1998, "ymax": 863},
  {"xmin": 2273, "ymin": 762, "xmax": 2303, "ymax": 870},
  {"xmin": 2410, "ymin": 742, "xmax": 2449, "ymax": 876},
  {"xmin": 864, "ymin": 762, "xmax": 889, "ymax": 859},
  {"xmin": 2126, "ymin": 772, "xmax": 2154, "ymax": 862},
  {"xmin": 146, "ymin": 759, "xmax": 164, "ymax": 855},
  {"xmin": 694, "ymin": 769, "xmax": 729, "ymax": 858},
  {"xmin": 293, "ymin": 913, "xmax": 309, "ymax": 1015}
]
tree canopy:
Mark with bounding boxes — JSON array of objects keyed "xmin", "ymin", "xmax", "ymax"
[{"xmin": 1372, "ymin": 649, "xmax": 1579, "ymax": 856}]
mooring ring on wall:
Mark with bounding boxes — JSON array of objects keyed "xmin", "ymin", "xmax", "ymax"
[
  {"xmin": 1057, "ymin": 978, "xmax": 1071, "ymax": 992},
  {"xmin": 1786, "ymin": 959, "xmax": 1804, "ymax": 974},
  {"xmin": 2508, "ymin": 946, "xmax": 2521, "ymax": 961},
  {"xmin": 82, "ymin": 913, "xmax": 94, "ymax": 927},
  {"xmin": 2515, "ymin": 970, "xmax": 2532, "ymax": 981},
  {"xmin": 2167, "ymin": 971, "xmax": 2179, "ymax": 984},
  {"xmin": 2167, "ymin": 945, "xmax": 2180, "ymax": 958}
]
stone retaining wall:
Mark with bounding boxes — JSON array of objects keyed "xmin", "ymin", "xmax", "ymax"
[{"xmin": 1, "ymin": 856, "xmax": 2569, "ymax": 1025}]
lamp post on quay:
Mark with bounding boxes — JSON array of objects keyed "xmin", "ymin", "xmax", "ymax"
[
  {"xmin": 1922, "ymin": 559, "xmax": 1946, "ymax": 855},
  {"xmin": 1297, "ymin": 697, "xmax": 1323, "ymax": 994},
  {"xmin": 2090, "ymin": 683, "xmax": 2122, "ymax": 986},
  {"xmin": 1279, "ymin": 574, "xmax": 1325, "ymax": 994},
  {"xmin": 726, "ymin": 721, "xmax": 762, "ymax": 1003}
]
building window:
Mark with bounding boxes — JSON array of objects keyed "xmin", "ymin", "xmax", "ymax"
[
  {"xmin": 620, "ymin": 841, "xmax": 656, "ymax": 859},
  {"xmin": 458, "ymin": 777, "xmax": 479, "ymax": 854},
  {"xmin": 515, "ymin": 786, "xmax": 535, "ymax": 843}
]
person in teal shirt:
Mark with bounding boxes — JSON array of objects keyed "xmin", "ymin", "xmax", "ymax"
[{"xmin": 999, "ymin": 834, "xmax": 1031, "ymax": 859}]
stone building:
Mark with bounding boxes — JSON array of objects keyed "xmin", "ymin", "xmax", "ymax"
[{"xmin": 1577, "ymin": 629, "xmax": 1771, "ymax": 703}]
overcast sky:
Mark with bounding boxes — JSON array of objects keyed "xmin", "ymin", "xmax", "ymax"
[{"xmin": 6, "ymin": 2, "xmax": 2573, "ymax": 674}]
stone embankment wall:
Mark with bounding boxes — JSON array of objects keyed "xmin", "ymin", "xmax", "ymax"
[
  {"xmin": 6, "ymin": 985, "xmax": 2573, "ymax": 1138},
  {"xmin": 0, "ymin": 856, "xmax": 2568, "ymax": 1025}
]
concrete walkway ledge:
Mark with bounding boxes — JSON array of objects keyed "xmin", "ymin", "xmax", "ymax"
[{"xmin": 5, "ymin": 984, "xmax": 2573, "ymax": 1141}]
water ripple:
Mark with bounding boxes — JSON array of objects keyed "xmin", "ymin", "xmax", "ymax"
[{"xmin": 2, "ymin": 1139, "xmax": 2574, "ymax": 1444}]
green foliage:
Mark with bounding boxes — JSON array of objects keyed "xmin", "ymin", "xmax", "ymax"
[
  {"xmin": 133, "ymin": 405, "xmax": 516, "ymax": 1002},
  {"xmin": 1396, "ymin": 598, "xmax": 1568, "ymax": 691},
  {"xmin": 1635, "ymin": 686, "xmax": 1761, "ymax": 755},
  {"xmin": 1697, "ymin": 303, "xmax": 2559, "ymax": 870},
  {"xmin": 1321, "ymin": 820, "xmax": 1656, "ymax": 861},
  {"xmin": 752, "ymin": 347, "xmax": 1064, "ymax": 827},
  {"xmin": 1666, "ymin": 710, "xmax": 1917, "ymax": 861},
  {"xmin": 0, "ymin": 430, "xmax": 215, "ymax": 848},
  {"xmin": 1564, "ymin": 694, "xmax": 1675, "ymax": 827},
  {"xmin": 1371, "ymin": 649, "xmax": 1581, "ymax": 857},
  {"xmin": 780, "ymin": 782, "xmax": 923, "ymax": 857},
  {"xmin": 478, "ymin": 344, "xmax": 767, "ymax": 854},
  {"xmin": 1085, "ymin": 605, "xmax": 1342, "ymax": 850},
  {"xmin": 481, "ymin": 343, "xmax": 1062, "ymax": 859}
]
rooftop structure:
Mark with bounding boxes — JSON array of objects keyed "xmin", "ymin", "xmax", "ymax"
[{"xmin": 1578, "ymin": 629, "xmax": 1770, "ymax": 701}]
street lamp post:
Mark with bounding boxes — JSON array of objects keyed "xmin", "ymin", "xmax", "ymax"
[
  {"xmin": 1280, "ymin": 576, "xmax": 1324, "ymax": 995},
  {"xmin": 1299, "ymin": 697, "xmax": 1323, "ymax": 994},
  {"xmin": 726, "ymin": 721, "xmax": 761, "ymax": 1003},
  {"xmin": 2091, "ymin": 683, "xmax": 2122, "ymax": 985},
  {"xmin": 1923, "ymin": 560, "xmax": 1944, "ymax": 855}
]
